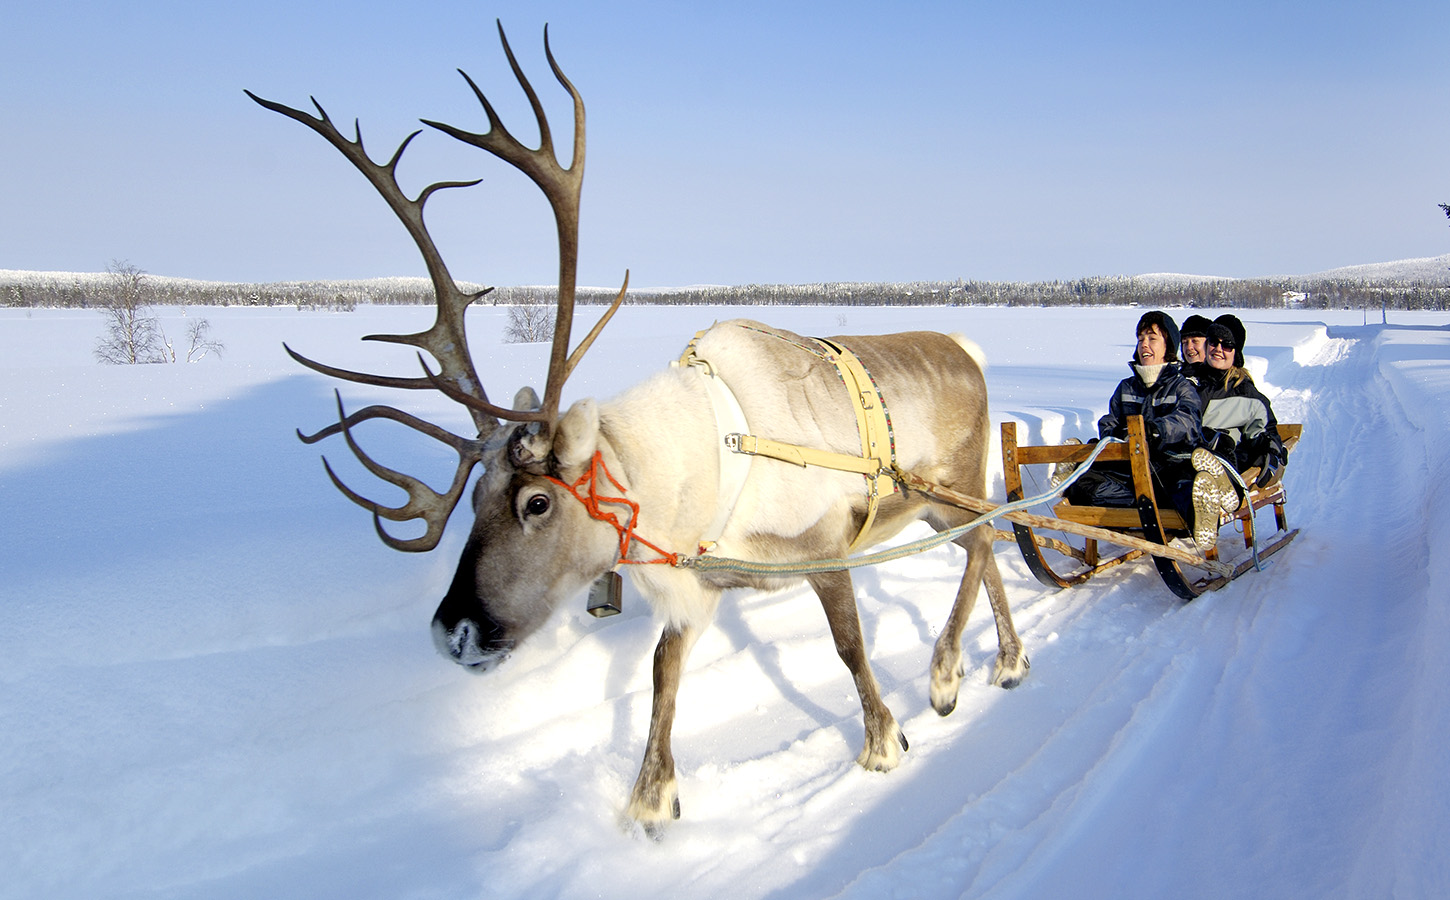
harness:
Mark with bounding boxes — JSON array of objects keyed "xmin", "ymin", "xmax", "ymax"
[
  {"xmin": 671, "ymin": 332, "xmax": 754, "ymax": 551},
  {"xmin": 555, "ymin": 325, "xmax": 901, "ymax": 579},
  {"xmin": 679, "ymin": 326, "xmax": 897, "ymax": 555},
  {"xmin": 723, "ymin": 334, "xmax": 896, "ymax": 554}
]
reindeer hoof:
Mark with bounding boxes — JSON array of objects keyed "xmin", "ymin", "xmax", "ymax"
[
  {"xmin": 641, "ymin": 801, "xmax": 680, "ymax": 842},
  {"xmin": 991, "ymin": 653, "xmax": 1030, "ymax": 690},
  {"xmin": 930, "ymin": 661, "xmax": 966, "ymax": 716},
  {"xmin": 857, "ymin": 722, "xmax": 907, "ymax": 772},
  {"xmin": 626, "ymin": 778, "xmax": 680, "ymax": 838}
]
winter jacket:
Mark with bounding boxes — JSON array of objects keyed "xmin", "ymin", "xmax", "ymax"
[
  {"xmin": 1096, "ymin": 361, "xmax": 1203, "ymax": 462},
  {"xmin": 1191, "ymin": 363, "xmax": 1285, "ymax": 479},
  {"xmin": 1064, "ymin": 360, "xmax": 1203, "ymax": 517}
]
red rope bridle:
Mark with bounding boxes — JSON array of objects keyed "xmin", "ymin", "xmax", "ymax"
[{"xmin": 544, "ymin": 451, "xmax": 680, "ymax": 566}]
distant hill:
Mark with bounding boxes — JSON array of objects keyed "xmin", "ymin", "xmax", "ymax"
[
  {"xmin": 1132, "ymin": 272, "xmax": 1233, "ymax": 286},
  {"xmin": 1296, "ymin": 253, "xmax": 1450, "ymax": 285},
  {"xmin": 1134, "ymin": 253, "xmax": 1450, "ymax": 286}
]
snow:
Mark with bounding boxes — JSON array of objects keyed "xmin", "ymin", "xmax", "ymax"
[
  {"xmin": 1130, "ymin": 272, "xmax": 1233, "ymax": 285},
  {"xmin": 2, "ymin": 303, "xmax": 1447, "ymax": 899}
]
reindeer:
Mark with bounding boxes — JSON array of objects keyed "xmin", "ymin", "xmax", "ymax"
[{"xmin": 248, "ymin": 22, "xmax": 1027, "ymax": 836}]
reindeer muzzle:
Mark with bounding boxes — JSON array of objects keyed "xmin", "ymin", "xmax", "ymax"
[{"xmin": 432, "ymin": 617, "xmax": 515, "ymax": 671}]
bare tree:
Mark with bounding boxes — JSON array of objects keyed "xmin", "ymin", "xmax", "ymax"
[
  {"xmin": 94, "ymin": 260, "xmax": 168, "ymax": 364},
  {"xmin": 504, "ymin": 303, "xmax": 556, "ymax": 343},
  {"xmin": 94, "ymin": 261, "xmax": 224, "ymax": 364},
  {"xmin": 182, "ymin": 318, "xmax": 225, "ymax": 362}
]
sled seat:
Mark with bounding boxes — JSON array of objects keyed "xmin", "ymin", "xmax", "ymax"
[{"xmin": 1001, "ymin": 416, "xmax": 1302, "ymax": 600}]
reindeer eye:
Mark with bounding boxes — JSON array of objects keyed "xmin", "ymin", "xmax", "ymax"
[{"xmin": 524, "ymin": 494, "xmax": 551, "ymax": 517}]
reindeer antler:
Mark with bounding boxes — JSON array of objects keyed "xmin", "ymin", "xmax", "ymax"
[
  {"xmin": 422, "ymin": 21, "xmax": 627, "ymax": 425},
  {"xmin": 302, "ymin": 393, "xmax": 491, "ymax": 552},
  {"xmin": 240, "ymin": 92, "xmax": 501, "ymax": 434},
  {"xmin": 247, "ymin": 21, "xmax": 623, "ymax": 551}
]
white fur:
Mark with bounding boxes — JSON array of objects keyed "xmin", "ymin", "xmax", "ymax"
[
  {"xmin": 588, "ymin": 321, "xmax": 983, "ymax": 630},
  {"xmin": 950, "ymin": 333, "xmax": 988, "ymax": 373}
]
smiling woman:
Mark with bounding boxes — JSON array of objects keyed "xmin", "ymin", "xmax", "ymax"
[
  {"xmin": 1193, "ymin": 314, "xmax": 1288, "ymax": 491},
  {"xmin": 1062, "ymin": 310, "xmax": 1202, "ymax": 528}
]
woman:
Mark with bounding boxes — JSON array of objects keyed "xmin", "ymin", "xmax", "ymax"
[
  {"xmin": 1187, "ymin": 314, "xmax": 1287, "ymax": 549},
  {"xmin": 1064, "ymin": 311, "xmax": 1204, "ymax": 530}
]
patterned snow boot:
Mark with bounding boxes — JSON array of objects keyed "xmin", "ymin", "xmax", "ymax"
[
  {"xmin": 1051, "ymin": 438, "xmax": 1084, "ymax": 488},
  {"xmin": 1190, "ymin": 448, "xmax": 1241, "ymax": 552}
]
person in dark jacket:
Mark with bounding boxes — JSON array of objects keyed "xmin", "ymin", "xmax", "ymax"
[{"xmin": 1063, "ymin": 311, "xmax": 1204, "ymax": 526}]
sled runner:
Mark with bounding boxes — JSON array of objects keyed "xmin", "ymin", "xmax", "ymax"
[{"xmin": 1000, "ymin": 415, "xmax": 1301, "ymax": 601}]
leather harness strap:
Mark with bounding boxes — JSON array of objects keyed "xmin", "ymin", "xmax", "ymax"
[
  {"xmin": 674, "ymin": 332, "xmax": 754, "ymax": 550},
  {"xmin": 811, "ymin": 337, "xmax": 895, "ymax": 553},
  {"xmin": 676, "ymin": 325, "xmax": 897, "ymax": 557},
  {"xmin": 724, "ymin": 335, "xmax": 896, "ymax": 555}
]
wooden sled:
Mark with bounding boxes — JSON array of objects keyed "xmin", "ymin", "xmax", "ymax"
[{"xmin": 1000, "ymin": 415, "xmax": 1301, "ymax": 601}]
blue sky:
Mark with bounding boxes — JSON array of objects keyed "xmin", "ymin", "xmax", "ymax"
[{"xmin": 3, "ymin": 0, "xmax": 1448, "ymax": 287}]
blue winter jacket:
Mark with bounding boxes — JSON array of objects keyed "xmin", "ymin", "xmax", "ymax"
[{"xmin": 1096, "ymin": 361, "xmax": 1203, "ymax": 462}]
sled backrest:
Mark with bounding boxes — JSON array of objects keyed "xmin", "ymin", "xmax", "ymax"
[{"xmin": 1001, "ymin": 417, "xmax": 1303, "ymax": 532}]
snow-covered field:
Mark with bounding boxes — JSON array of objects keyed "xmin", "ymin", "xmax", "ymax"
[{"xmin": 3, "ymin": 303, "xmax": 1447, "ymax": 899}]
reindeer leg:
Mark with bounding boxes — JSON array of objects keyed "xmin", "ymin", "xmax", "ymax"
[
  {"xmin": 808, "ymin": 569, "xmax": 907, "ymax": 772},
  {"xmin": 627, "ymin": 623, "xmax": 699, "ymax": 838},
  {"xmin": 982, "ymin": 541, "xmax": 1029, "ymax": 689},
  {"xmin": 931, "ymin": 523, "xmax": 1028, "ymax": 716}
]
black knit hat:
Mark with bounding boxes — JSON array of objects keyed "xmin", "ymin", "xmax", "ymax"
[
  {"xmin": 1211, "ymin": 314, "xmax": 1246, "ymax": 367},
  {"xmin": 1135, "ymin": 310, "xmax": 1180, "ymax": 363},
  {"xmin": 1180, "ymin": 314, "xmax": 1212, "ymax": 339}
]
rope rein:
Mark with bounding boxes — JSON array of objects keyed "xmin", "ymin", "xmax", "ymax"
[
  {"xmin": 545, "ymin": 419, "xmax": 1274, "ymax": 584},
  {"xmin": 678, "ymin": 437, "xmax": 1125, "ymax": 577},
  {"xmin": 547, "ymin": 432, "xmax": 1128, "ymax": 579}
]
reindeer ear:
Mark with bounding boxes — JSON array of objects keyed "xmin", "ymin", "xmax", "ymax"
[
  {"xmin": 512, "ymin": 386, "xmax": 541, "ymax": 411},
  {"xmin": 553, "ymin": 399, "xmax": 600, "ymax": 471}
]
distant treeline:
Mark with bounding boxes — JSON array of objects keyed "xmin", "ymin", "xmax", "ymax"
[
  {"xmin": 0, "ymin": 274, "xmax": 454, "ymax": 311},
  {"xmin": 4, "ymin": 271, "xmax": 1449, "ymax": 312},
  {"xmin": 596, "ymin": 277, "xmax": 1450, "ymax": 311}
]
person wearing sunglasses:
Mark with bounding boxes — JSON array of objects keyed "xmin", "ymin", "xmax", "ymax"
[{"xmin": 1186, "ymin": 314, "xmax": 1287, "ymax": 550}]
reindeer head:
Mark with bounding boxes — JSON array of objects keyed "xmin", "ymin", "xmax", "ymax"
[
  {"xmin": 249, "ymin": 22, "xmax": 627, "ymax": 671},
  {"xmin": 429, "ymin": 397, "xmax": 626, "ymax": 669}
]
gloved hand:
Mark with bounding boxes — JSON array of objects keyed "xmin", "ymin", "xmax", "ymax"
[
  {"xmin": 1203, "ymin": 429, "xmax": 1237, "ymax": 457},
  {"xmin": 1251, "ymin": 448, "xmax": 1284, "ymax": 487}
]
